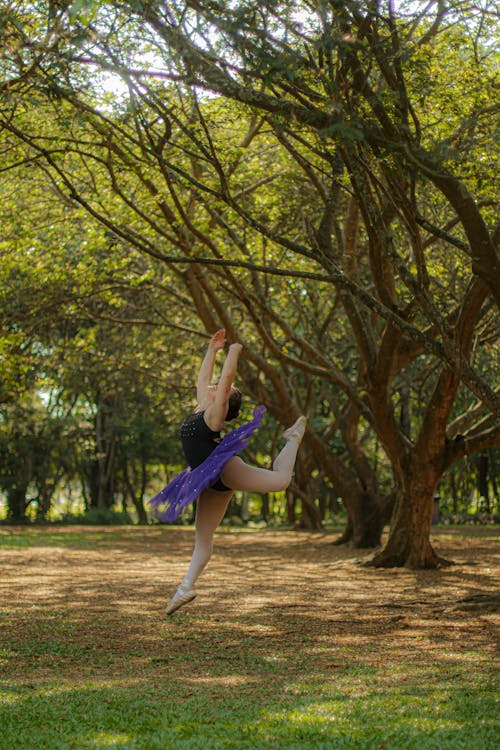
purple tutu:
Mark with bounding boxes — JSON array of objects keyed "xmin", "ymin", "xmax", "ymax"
[{"xmin": 150, "ymin": 405, "xmax": 266, "ymax": 522}]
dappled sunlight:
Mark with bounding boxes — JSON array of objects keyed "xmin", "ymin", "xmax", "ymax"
[
  {"xmin": 0, "ymin": 526, "xmax": 497, "ymax": 690},
  {"xmin": 0, "ymin": 527, "xmax": 497, "ymax": 750},
  {"xmin": 182, "ymin": 674, "xmax": 258, "ymax": 687},
  {"xmin": 262, "ymin": 695, "xmax": 477, "ymax": 733},
  {"xmin": 0, "ymin": 675, "xmax": 161, "ymax": 704},
  {"xmin": 89, "ymin": 731, "xmax": 132, "ymax": 747}
]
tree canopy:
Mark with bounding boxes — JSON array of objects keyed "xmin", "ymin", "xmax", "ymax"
[{"xmin": 0, "ymin": 0, "xmax": 498, "ymax": 567}]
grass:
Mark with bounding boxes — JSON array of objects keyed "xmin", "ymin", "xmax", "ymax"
[
  {"xmin": 1, "ymin": 664, "xmax": 497, "ymax": 749},
  {"xmin": 0, "ymin": 525, "xmax": 498, "ymax": 749}
]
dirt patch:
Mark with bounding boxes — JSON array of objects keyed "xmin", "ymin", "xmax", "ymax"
[{"xmin": 0, "ymin": 525, "xmax": 498, "ymax": 685}]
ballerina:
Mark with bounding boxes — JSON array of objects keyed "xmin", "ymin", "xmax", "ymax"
[{"xmin": 150, "ymin": 329, "xmax": 307, "ymax": 614}]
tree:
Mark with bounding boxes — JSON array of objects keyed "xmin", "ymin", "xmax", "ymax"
[
  {"xmin": 0, "ymin": 391, "xmax": 75, "ymax": 522},
  {"xmin": 1, "ymin": 55, "xmax": 394, "ymax": 535},
  {"xmin": 0, "ymin": 132, "xmax": 203, "ymax": 520}
]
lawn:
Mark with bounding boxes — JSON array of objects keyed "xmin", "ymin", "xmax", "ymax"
[{"xmin": 0, "ymin": 525, "xmax": 498, "ymax": 749}]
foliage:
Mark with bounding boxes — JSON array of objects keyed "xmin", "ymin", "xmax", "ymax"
[
  {"xmin": 0, "ymin": 127, "xmax": 198, "ymax": 521},
  {"xmin": 0, "ymin": 1, "xmax": 498, "ymax": 565}
]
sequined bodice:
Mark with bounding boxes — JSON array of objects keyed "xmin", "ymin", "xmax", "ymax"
[{"xmin": 180, "ymin": 412, "xmax": 221, "ymax": 469}]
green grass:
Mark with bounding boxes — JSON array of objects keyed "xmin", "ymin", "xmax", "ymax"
[
  {"xmin": 1, "ymin": 670, "xmax": 497, "ymax": 749},
  {"xmin": 0, "ymin": 527, "xmax": 142, "ymax": 548},
  {"xmin": 0, "ymin": 526, "xmax": 498, "ymax": 749}
]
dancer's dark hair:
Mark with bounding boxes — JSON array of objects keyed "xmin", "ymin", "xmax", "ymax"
[{"xmin": 226, "ymin": 389, "xmax": 242, "ymax": 421}]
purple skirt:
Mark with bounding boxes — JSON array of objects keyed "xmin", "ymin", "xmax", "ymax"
[{"xmin": 150, "ymin": 405, "xmax": 266, "ymax": 522}]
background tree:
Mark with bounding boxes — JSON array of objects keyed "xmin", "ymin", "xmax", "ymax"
[{"xmin": 0, "ymin": 135, "xmax": 204, "ymax": 520}]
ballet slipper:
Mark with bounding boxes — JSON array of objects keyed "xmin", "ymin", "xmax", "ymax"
[
  {"xmin": 165, "ymin": 584, "xmax": 197, "ymax": 615},
  {"xmin": 283, "ymin": 415, "xmax": 307, "ymax": 443}
]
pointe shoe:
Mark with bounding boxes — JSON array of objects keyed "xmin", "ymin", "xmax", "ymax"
[
  {"xmin": 283, "ymin": 415, "xmax": 307, "ymax": 443},
  {"xmin": 165, "ymin": 585, "xmax": 197, "ymax": 615}
]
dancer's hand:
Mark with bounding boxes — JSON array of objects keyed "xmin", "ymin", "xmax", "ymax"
[{"xmin": 209, "ymin": 329, "xmax": 226, "ymax": 352}]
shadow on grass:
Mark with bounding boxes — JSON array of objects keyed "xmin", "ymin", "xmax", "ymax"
[
  {"xmin": 1, "ymin": 526, "xmax": 498, "ymax": 749},
  {"xmin": 0, "ymin": 675, "xmax": 497, "ymax": 750},
  {"xmin": 1, "ymin": 603, "xmax": 498, "ymax": 750}
]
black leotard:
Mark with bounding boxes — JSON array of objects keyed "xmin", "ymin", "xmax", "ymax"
[{"xmin": 179, "ymin": 412, "xmax": 231, "ymax": 492}]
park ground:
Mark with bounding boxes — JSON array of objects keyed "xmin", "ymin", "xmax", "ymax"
[{"xmin": 0, "ymin": 525, "xmax": 498, "ymax": 749}]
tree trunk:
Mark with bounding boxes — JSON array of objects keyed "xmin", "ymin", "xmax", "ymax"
[
  {"xmin": 286, "ymin": 489, "xmax": 296, "ymax": 525},
  {"xmin": 91, "ymin": 393, "xmax": 117, "ymax": 510},
  {"xmin": 127, "ymin": 490, "xmax": 148, "ymax": 524},
  {"xmin": 477, "ymin": 452, "xmax": 489, "ymax": 511},
  {"xmin": 352, "ymin": 495, "xmax": 378, "ymax": 545},
  {"xmin": 36, "ymin": 490, "xmax": 52, "ymax": 521},
  {"xmin": 7, "ymin": 486, "xmax": 29, "ymax": 523},
  {"xmin": 450, "ymin": 470, "xmax": 458, "ymax": 514},
  {"xmin": 294, "ymin": 463, "xmax": 323, "ymax": 530},
  {"xmin": 490, "ymin": 451, "xmax": 499, "ymax": 504},
  {"xmin": 370, "ymin": 471, "xmax": 446, "ymax": 568},
  {"xmin": 333, "ymin": 489, "xmax": 395, "ymax": 548},
  {"xmin": 294, "ymin": 487, "xmax": 323, "ymax": 529},
  {"xmin": 261, "ymin": 492, "xmax": 270, "ymax": 523},
  {"xmin": 332, "ymin": 515, "xmax": 354, "ymax": 545},
  {"xmin": 122, "ymin": 456, "xmax": 148, "ymax": 524}
]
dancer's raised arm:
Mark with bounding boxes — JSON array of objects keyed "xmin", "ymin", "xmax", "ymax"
[
  {"xmin": 205, "ymin": 342, "xmax": 243, "ymax": 431},
  {"xmin": 197, "ymin": 329, "xmax": 226, "ymax": 404}
]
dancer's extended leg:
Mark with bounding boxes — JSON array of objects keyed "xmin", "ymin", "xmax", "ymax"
[
  {"xmin": 221, "ymin": 416, "xmax": 307, "ymax": 493},
  {"xmin": 166, "ymin": 487, "xmax": 233, "ymax": 614}
]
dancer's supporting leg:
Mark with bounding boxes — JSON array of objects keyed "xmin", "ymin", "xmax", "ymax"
[
  {"xmin": 182, "ymin": 488, "xmax": 233, "ymax": 590},
  {"xmin": 165, "ymin": 488, "xmax": 233, "ymax": 615}
]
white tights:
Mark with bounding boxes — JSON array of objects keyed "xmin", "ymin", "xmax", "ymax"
[{"xmin": 180, "ymin": 436, "xmax": 302, "ymax": 590}]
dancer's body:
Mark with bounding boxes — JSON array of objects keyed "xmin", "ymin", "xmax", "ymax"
[{"xmin": 163, "ymin": 330, "xmax": 307, "ymax": 614}]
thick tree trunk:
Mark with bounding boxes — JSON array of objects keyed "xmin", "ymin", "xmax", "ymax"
[
  {"xmin": 351, "ymin": 492, "xmax": 386, "ymax": 547},
  {"xmin": 370, "ymin": 471, "xmax": 446, "ymax": 568},
  {"xmin": 333, "ymin": 489, "xmax": 393, "ymax": 548}
]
